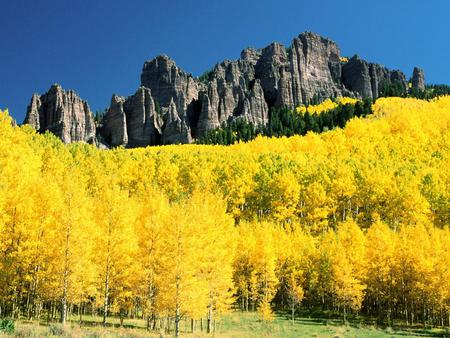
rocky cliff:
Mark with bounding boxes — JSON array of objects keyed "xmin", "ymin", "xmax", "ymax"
[
  {"xmin": 341, "ymin": 55, "xmax": 408, "ymax": 100},
  {"xmin": 23, "ymin": 84, "xmax": 96, "ymax": 144},
  {"xmin": 24, "ymin": 32, "xmax": 425, "ymax": 147},
  {"xmin": 412, "ymin": 67, "xmax": 426, "ymax": 91}
]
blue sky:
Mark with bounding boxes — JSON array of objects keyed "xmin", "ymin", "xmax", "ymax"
[{"xmin": 1, "ymin": 0, "xmax": 449, "ymax": 122}]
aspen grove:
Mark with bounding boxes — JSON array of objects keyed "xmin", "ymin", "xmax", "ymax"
[{"xmin": 0, "ymin": 96, "xmax": 449, "ymax": 333}]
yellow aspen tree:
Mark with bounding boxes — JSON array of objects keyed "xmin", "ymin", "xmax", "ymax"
[
  {"xmin": 51, "ymin": 162, "xmax": 93, "ymax": 325},
  {"xmin": 311, "ymin": 231, "xmax": 335, "ymax": 309},
  {"xmin": 134, "ymin": 188, "xmax": 169, "ymax": 329},
  {"xmin": 251, "ymin": 222, "xmax": 279, "ymax": 322},
  {"xmin": 233, "ymin": 223, "xmax": 257, "ymax": 312},
  {"xmin": 0, "ymin": 112, "xmax": 40, "ymax": 317},
  {"xmin": 270, "ymin": 170, "xmax": 301, "ymax": 223},
  {"xmin": 365, "ymin": 218, "xmax": 396, "ymax": 323},
  {"xmin": 155, "ymin": 200, "xmax": 208, "ymax": 337},
  {"xmin": 155, "ymin": 191, "xmax": 235, "ymax": 337},
  {"xmin": 331, "ymin": 220, "xmax": 367, "ymax": 321},
  {"xmin": 277, "ymin": 227, "xmax": 313, "ymax": 323},
  {"xmin": 302, "ymin": 181, "xmax": 332, "ymax": 234},
  {"xmin": 24, "ymin": 175, "xmax": 63, "ymax": 320},
  {"xmin": 188, "ymin": 192, "xmax": 236, "ymax": 333},
  {"xmin": 93, "ymin": 183, "xmax": 138, "ymax": 326}
]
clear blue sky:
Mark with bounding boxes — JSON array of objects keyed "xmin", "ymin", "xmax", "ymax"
[{"xmin": 1, "ymin": 0, "xmax": 449, "ymax": 122}]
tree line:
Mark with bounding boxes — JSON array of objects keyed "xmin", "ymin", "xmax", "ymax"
[{"xmin": 197, "ymin": 98, "xmax": 372, "ymax": 145}]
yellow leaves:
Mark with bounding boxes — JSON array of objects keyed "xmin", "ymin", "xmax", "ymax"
[
  {"xmin": 372, "ymin": 96, "xmax": 450, "ymax": 143},
  {"xmin": 1, "ymin": 93, "xmax": 450, "ymax": 324},
  {"xmin": 315, "ymin": 221, "xmax": 367, "ymax": 313},
  {"xmin": 339, "ymin": 56, "xmax": 349, "ymax": 63},
  {"xmin": 295, "ymin": 97, "xmax": 359, "ymax": 115},
  {"xmin": 258, "ymin": 299, "xmax": 275, "ymax": 322},
  {"xmin": 233, "ymin": 222, "xmax": 279, "ymax": 315},
  {"xmin": 365, "ymin": 219, "xmax": 395, "ymax": 281},
  {"xmin": 154, "ymin": 191, "xmax": 236, "ymax": 320},
  {"xmin": 270, "ymin": 170, "xmax": 300, "ymax": 222},
  {"xmin": 301, "ymin": 181, "xmax": 333, "ymax": 233}
]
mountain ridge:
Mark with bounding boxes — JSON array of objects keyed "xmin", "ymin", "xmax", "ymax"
[{"xmin": 23, "ymin": 32, "xmax": 425, "ymax": 147}]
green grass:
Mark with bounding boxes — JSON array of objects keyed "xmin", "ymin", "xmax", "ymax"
[
  {"xmin": 2, "ymin": 312, "xmax": 449, "ymax": 337},
  {"xmin": 215, "ymin": 312, "xmax": 450, "ymax": 338}
]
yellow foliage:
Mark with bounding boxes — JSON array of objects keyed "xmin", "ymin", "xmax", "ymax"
[
  {"xmin": 296, "ymin": 97, "xmax": 359, "ymax": 114},
  {"xmin": 0, "ymin": 94, "xmax": 449, "ymax": 326}
]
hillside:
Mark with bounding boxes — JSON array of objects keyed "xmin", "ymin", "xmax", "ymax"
[{"xmin": 1, "ymin": 96, "xmax": 449, "ymax": 334}]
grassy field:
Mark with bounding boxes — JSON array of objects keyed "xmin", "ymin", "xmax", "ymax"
[{"xmin": 2, "ymin": 312, "xmax": 449, "ymax": 337}]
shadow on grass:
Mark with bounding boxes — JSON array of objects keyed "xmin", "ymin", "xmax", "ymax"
[
  {"xmin": 388, "ymin": 327, "xmax": 450, "ymax": 338},
  {"xmin": 292, "ymin": 318, "xmax": 328, "ymax": 326},
  {"xmin": 36, "ymin": 319, "xmax": 145, "ymax": 330},
  {"xmin": 277, "ymin": 311, "xmax": 450, "ymax": 338}
]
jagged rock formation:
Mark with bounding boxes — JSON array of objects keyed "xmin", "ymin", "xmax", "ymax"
[
  {"xmin": 24, "ymin": 32, "xmax": 425, "ymax": 147},
  {"xmin": 342, "ymin": 55, "xmax": 408, "ymax": 100},
  {"xmin": 162, "ymin": 99, "xmax": 192, "ymax": 144},
  {"xmin": 412, "ymin": 67, "xmax": 426, "ymax": 91},
  {"xmin": 23, "ymin": 84, "xmax": 96, "ymax": 144},
  {"xmin": 141, "ymin": 55, "xmax": 199, "ymax": 117},
  {"xmin": 101, "ymin": 95, "xmax": 128, "ymax": 146},
  {"xmin": 101, "ymin": 87, "xmax": 165, "ymax": 147}
]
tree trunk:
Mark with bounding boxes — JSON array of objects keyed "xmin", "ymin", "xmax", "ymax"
[
  {"xmin": 61, "ymin": 230, "xmax": 70, "ymax": 325},
  {"xmin": 291, "ymin": 296, "xmax": 295, "ymax": 324},
  {"xmin": 79, "ymin": 302, "xmax": 83, "ymax": 324},
  {"xmin": 120, "ymin": 312, "xmax": 124, "ymax": 327},
  {"xmin": 103, "ymin": 257, "xmax": 110, "ymax": 326},
  {"xmin": 175, "ymin": 275, "xmax": 181, "ymax": 338},
  {"xmin": 207, "ymin": 304, "xmax": 213, "ymax": 333},
  {"xmin": 152, "ymin": 314, "xmax": 157, "ymax": 330},
  {"xmin": 61, "ymin": 283, "xmax": 68, "ymax": 325}
]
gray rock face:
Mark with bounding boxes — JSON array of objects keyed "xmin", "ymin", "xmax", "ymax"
[
  {"xmin": 162, "ymin": 99, "xmax": 192, "ymax": 145},
  {"xmin": 412, "ymin": 67, "xmax": 425, "ymax": 91},
  {"xmin": 342, "ymin": 55, "xmax": 408, "ymax": 99},
  {"xmin": 195, "ymin": 58, "xmax": 261, "ymax": 136},
  {"xmin": 255, "ymin": 42, "xmax": 288, "ymax": 105},
  {"xmin": 342, "ymin": 56, "xmax": 373, "ymax": 99},
  {"xmin": 240, "ymin": 48, "xmax": 261, "ymax": 65},
  {"xmin": 102, "ymin": 95, "xmax": 128, "ymax": 146},
  {"xmin": 23, "ymin": 84, "xmax": 96, "ymax": 144},
  {"xmin": 289, "ymin": 32, "xmax": 343, "ymax": 105},
  {"xmin": 123, "ymin": 87, "xmax": 163, "ymax": 147},
  {"xmin": 101, "ymin": 87, "xmax": 164, "ymax": 148},
  {"xmin": 141, "ymin": 55, "xmax": 199, "ymax": 116},
  {"xmin": 26, "ymin": 32, "xmax": 423, "ymax": 147},
  {"xmin": 242, "ymin": 79, "xmax": 269, "ymax": 125}
]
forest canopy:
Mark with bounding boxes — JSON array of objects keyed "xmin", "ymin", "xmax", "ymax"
[{"xmin": 0, "ymin": 95, "xmax": 449, "ymax": 331}]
